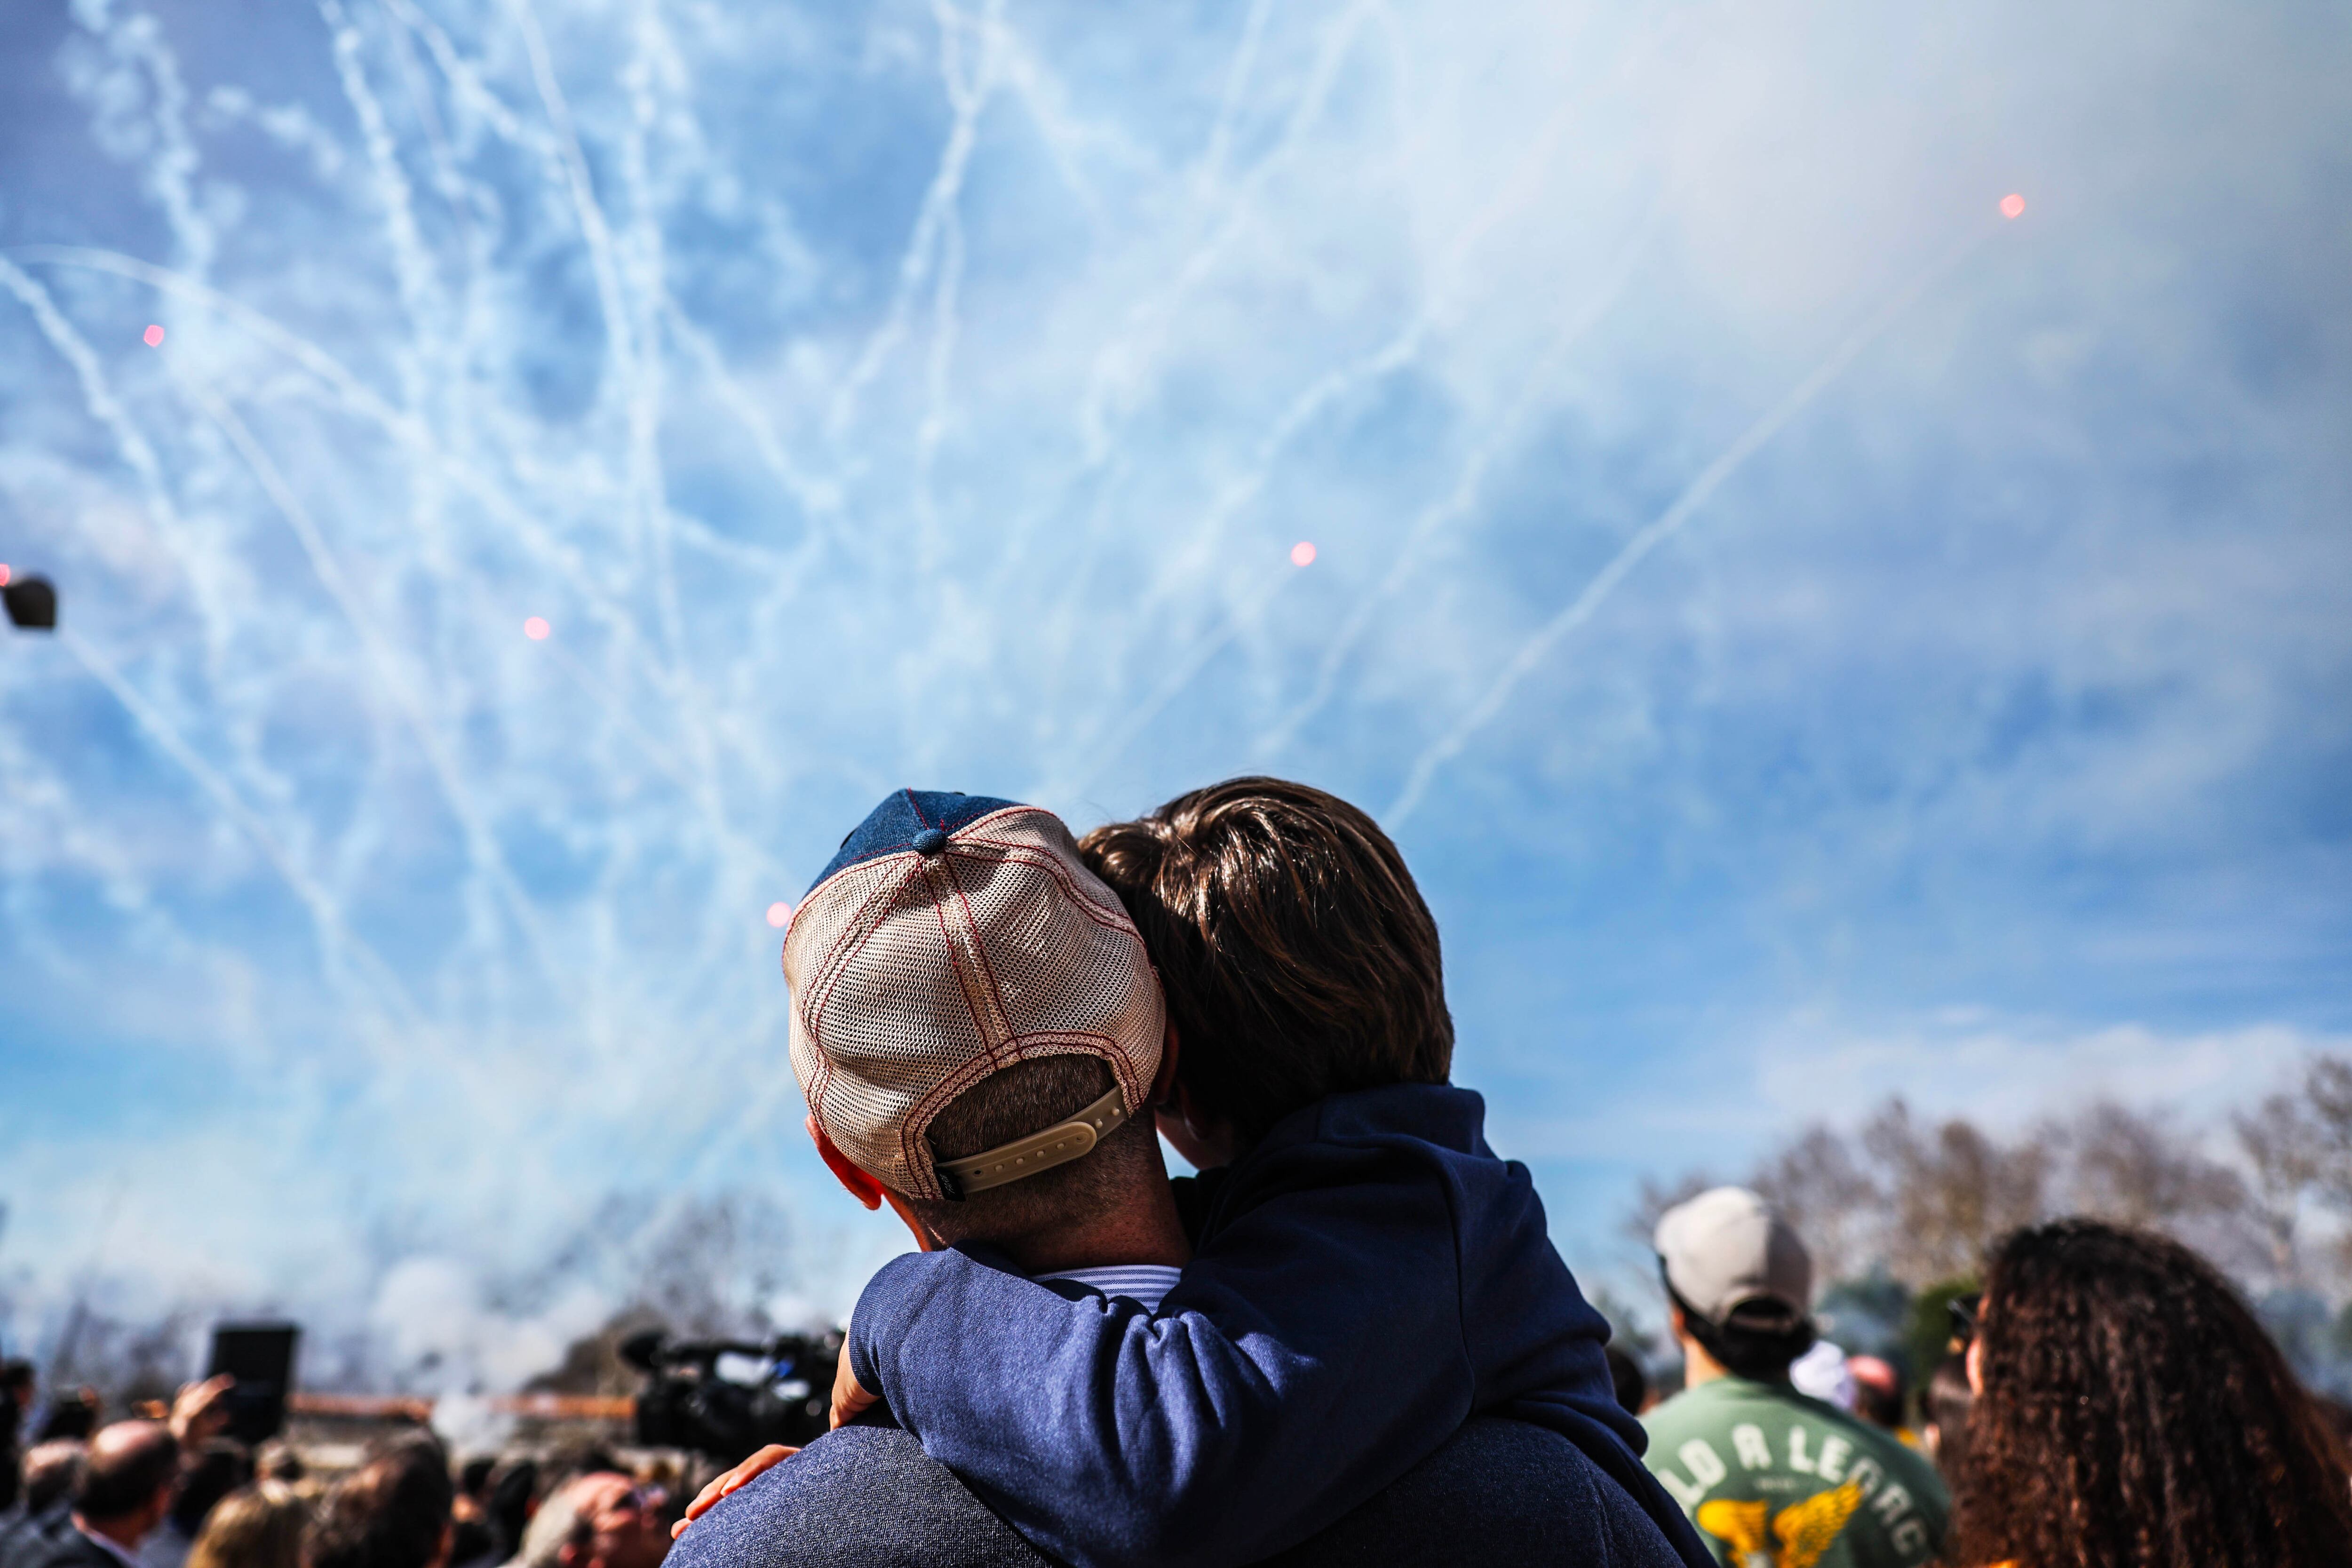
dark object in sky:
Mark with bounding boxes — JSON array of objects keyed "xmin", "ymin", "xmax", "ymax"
[
  {"xmin": 207, "ymin": 1322, "xmax": 301, "ymax": 1445},
  {"xmin": 3, "ymin": 574, "xmax": 56, "ymax": 630}
]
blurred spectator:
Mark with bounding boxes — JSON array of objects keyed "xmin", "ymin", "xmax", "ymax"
[
  {"xmin": 1846, "ymin": 1354, "xmax": 1904, "ymax": 1433},
  {"xmin": 2, "ymin": 1442, "xmax": 86, "ymax": 1568},
  {"xmin": 303, "ymin": 1439, "xmax": 451, "ymax": 1568},
  {"xmin": 141, "ymin": 1445, "xmax": 252, "ymax": 1568},
  {"xmin": 487, "ymin": 1460, "xmax": 536, "ymax": 1568},
  {"xmin": 1, "ymin": 1361, "xmax": 33, "ymax": 1514},
  {"xmin": 32, "ymin": 1421, "xmax": 180, "ymax": 1568},
  {"xmin": 1641, "ymin": 1187, "xmax": 1947, "ymax": 1568},
  {"xmin": 513, "ymin": 1476, "xmax": 665, "ymax": 1568},
  {"xmin": 35, "ymin": 1395, "xmax": 100, "ymax": 1447},
  {"xmin": 443, "ymin": 1462, "xmax": 494, "ymax": 1568},
  {"xmin": 1603, "ymin": 1344, "xmax": 1649, "ymax": 1416},
  {"xmin": 185, "ymin": 1485, "xmax": 306, "ymax": 1568},
  {"xmin": 1919, "ymin": 1354, "xmax": 1971, "ymax": 1481},
  {"xmin": 21, "ymin": 1444, "xmax": 88, "ymax": 1520},
  {"xmin": 1950, "ymin": 1218, "xmax": 2352, "ymax": 1568}
]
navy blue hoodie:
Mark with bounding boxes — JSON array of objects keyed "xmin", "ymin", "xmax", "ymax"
[{"xmin": 849, "ymin": 1083, "xmax": 1716, "ymax": 1568}]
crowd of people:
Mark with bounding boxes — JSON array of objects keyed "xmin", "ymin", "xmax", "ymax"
[
  {"xmin": 7, "ymin": 776, "xmax": 2351, "ymax": 1566},
  {"xmin": 0, "ymin": 1381, "xmax": 678, "ymax": 1568}
]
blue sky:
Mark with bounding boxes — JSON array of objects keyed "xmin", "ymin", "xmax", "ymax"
[{"xmin": 1, "ymin": 0, "xmax": 2347, "ymax": 1381}]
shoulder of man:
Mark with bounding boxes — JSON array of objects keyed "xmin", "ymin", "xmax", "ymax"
[{"xmin": 668, "ymin": 1425, "xmax": 1049, "ymax": 1568}]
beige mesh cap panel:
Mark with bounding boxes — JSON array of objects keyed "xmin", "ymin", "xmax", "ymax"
[{"xmin": 783, "ymin": 802, "xmax": 1164, "ymax": 1200}]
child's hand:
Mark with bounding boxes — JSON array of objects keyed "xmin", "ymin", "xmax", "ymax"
[
  {"xmin": 831, "ymin": 1335, "xmax": 878, "ymax": 1428},
  {"xmin": 669, "ymin": 1445, "xmax": 798, "ymax": 1538}
]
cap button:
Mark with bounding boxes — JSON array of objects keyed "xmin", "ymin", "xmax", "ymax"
[{"xmin": 911, "ymin": 828, "xmax": 948, "ymax": 856}]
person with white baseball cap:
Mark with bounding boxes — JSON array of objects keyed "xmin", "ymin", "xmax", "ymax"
[
  {"xmin": 1642, "ymin": 1188, "xmax": 1948, "ymax": 1568},
  {"xmin": 665, "ymin": 788, "xmax": 1701, "ymax": 1568}
]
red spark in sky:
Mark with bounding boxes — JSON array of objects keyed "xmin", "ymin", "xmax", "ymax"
[
  {"xmin": 766, "ymin": 902, "xmax": 793, "ymax": 929},
  {"xmin": 524, "ymin": 616, "xmax": 550, "ymax": 640},
  {"xmin": 143, "ymin": 325, "xmax": 165, "ymax": 347},
  {"xmin": 1290, "ymin": 541, "xmax": 1318, "ymax": 567},
  {"xmin": 2000, "ymin": 193, "xmax": 2026, "ymax": 220}
]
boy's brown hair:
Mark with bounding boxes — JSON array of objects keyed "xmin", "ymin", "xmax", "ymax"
[{"xmin": 1077, "ymin": 776, "xmax": 1452, "ymax": 1146}]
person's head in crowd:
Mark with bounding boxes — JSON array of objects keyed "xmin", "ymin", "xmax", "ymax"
[
  {"xmin": 170, "ymin": 1441, "xmax": 255, "ymax": 1541},
  {"xmin": 39, "ymin": 1389, "xmax": 102, "ymax": 1443},
  {"xmin": 73, "ymin": 1421, "xmax": 181, "ymax": 1546},
  {"xmin": 252, "ymin": 1443, "xmax": 304, "ymax": 1486},
  {"xmin": 1603, "ymin": 1344, "xmax": 1648, "ymax": 1416},
  {"xmin": 514, "ymin": 1475, "xmax": 667, "ymax": 1568},
  {"xmin": 1846, "ymin": 1353, "xmax": 1904, "ymax": 1430},
  {"xmin": 1951, "ymin": 1218, "xmax": 2352, "ymax": 1568},
  {"xmin": 23, "ymin": 1438, "xmax": 89, "ymax": 1516},
  {"xmin": 1078, "ymin": 777, "xmax": 1453, "ymax": 1163},
  {"xmin": 1653, "ymin": 1186, "xmax": 1816, "ymax": 1384},
  {"xmin": 1, "ymin": 1360, "xmax": 32, "ymax": 1414},
  {"xmin": 784, "ymin": 792, "xmax": 1177, "ymax": 1264},
  {"xmin": 303, "ymin": 1436, "xmax": 453, "ymax": 1568},
  {"xmin": 187, "ymin": 1483, "xmax": 308, "ymax": 1568},
  {"xmin": 0, "ymin": 1360, "xmax": 28, "ymax": 1512},
  {"xmin": 480, "ymin": 1457, "xmax": 537, "ymax": 1564},
  {"xmin": 1920, "ymin": 1353, "xmax": 1972, "ymax": 1480},
  {"xmin": 445, "ymin": 1457, "xmax": 497, "ymax": 1568},
  {"xmin": 533, "ymin": 1447, "xmax": 620, "ymax": 1504}
]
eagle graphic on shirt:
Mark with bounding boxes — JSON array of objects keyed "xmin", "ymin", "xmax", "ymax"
[{"xmin": 1696, "ymin": 1479, "xmax": 1867, "ymax": 1568}]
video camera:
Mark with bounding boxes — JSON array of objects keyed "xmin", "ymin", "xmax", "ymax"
[{"xmin": 618, "ymin": 1328, "xmax": 840, "ymax": 1464}]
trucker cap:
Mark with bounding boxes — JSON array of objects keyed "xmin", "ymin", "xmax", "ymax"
[
  {"xmin": 1654, "ymin": 1186, "xmax": 1814, "ymax": 1325},
  {"xmin": 781, "ymin": 789, "xmax": 1165, "ymax": 1202}
]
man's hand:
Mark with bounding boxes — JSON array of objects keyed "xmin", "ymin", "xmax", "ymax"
[
  {"xmin": 669, "ymin": 1446, "xmax": 798, "ymax": 1539},
  {"xmin": 170, "ymin": 1374, "xmax": 235, "ymax": 1445},
  {"xmin": 830, "ymin": 1336, "xmax": 877, "ymax": 1429}
]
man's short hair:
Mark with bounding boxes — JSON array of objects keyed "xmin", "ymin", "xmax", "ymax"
[
  {"xmin": 1079, "ymin": 777, "xmax": 1453, "ymax": 1147},
  {"xmin": 1666, "ymin": 1281, "xmax": 1817, "ymax": 1381},
  {"xmin": 512, "ymin": 1476, "xmax": 596, "ymax": 1568},
  {"xmin": 304, "ymin": 1436, "xmax": 453, "ymax": 1568},
  {"xmin": 25, "ymin": 1439, "xmax": 89, "ymax": 1514},
  {"xmin": 76, "ymin": 1425, "xmax": 180, "ymax": 1523},
  {"xmin": 904, "ymin": 1056, "xmax": 1159, "ymax": 1245}
]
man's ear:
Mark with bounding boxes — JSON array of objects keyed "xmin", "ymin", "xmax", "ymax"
[
  {"xmin": 1151, "ymin": 1018, "xmax": 1182, "ymax": 1107},
  {"xmin": 809, "ymin": 1115, "xmax": 885, "ymax": 1211}
]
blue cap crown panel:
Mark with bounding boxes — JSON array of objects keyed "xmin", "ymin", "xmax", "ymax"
[{"xmin": 806, "ymin": 789, "xmax": 1026, "ymax": 895}]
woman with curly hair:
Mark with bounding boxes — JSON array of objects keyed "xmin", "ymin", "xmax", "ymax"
[{"xmin": 1952, "ymin": 1218, "xmax": 2352, "ymax": 1568}]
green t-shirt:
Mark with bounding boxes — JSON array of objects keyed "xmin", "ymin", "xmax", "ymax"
[{"xmin": 1641, "ymin": 1376, "xmax": 1949, "ymax": 1568}]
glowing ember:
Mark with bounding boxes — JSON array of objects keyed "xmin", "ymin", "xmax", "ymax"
[
  {"xmin": 766, "ymin": 901, "xmax": 792, "ymax": 929},
  {"xmin": 2000, "ymin": 193, "xmax": 2026, "ymax": 220},
  {"xmin": 1290, "ymin": 540, "xmax": 1318, "ymax": 567},
  {"xmin": 523, "ymin": 616, "xmax": 550, "ymax": 640},
  {"xmin": 143, "ymin": 324, "xmax": 165, "ymax": 347}
]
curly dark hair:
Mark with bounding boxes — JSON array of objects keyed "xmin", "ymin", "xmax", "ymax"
[{"xmin": 1951, "ymin": 1218, "xmax": 2352, "ymax": 1568}]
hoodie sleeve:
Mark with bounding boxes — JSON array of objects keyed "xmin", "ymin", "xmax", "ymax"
[{"xmin": 848, "ymin": 1143, "xmax": 1477, "ymax": 1568}]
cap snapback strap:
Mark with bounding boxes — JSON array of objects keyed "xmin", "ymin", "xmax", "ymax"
[{"xmin": 935, "ymin": 1084, "xmax": 1131, "ymax": 1198}]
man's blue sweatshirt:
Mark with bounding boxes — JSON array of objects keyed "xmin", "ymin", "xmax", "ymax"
[{"xmin": 849, "ymin": 1083, "xmax": 1716, "ymax": 1568}]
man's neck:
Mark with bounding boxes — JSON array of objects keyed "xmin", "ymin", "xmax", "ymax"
[
  {"xmin": 991, "ymin": 1177, "xmax": 1191, "ymax": 1276},
  {"xmin": 1677, "ymin": 1332, "xmax": 1732, "ymax": 1390}
]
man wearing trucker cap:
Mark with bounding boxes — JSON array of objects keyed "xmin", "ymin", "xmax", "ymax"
[
  {"xmin": 667, "ymin": 788, "xmax": 1692, "ymax": 1567},
  {"xmin": 1643, "ymin": 1188, "xmax": 1947, "ymax": 1568}
]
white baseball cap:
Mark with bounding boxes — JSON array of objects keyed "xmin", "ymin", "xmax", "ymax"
[{"xmin": 1654, "ymin": 1186, "xmax": 1814, "ymax": 1325}]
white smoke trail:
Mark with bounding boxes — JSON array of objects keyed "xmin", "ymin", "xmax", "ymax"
[{"xmin": 1383, "ymin": 224, "xmax": 1999, "ymax": 825}]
